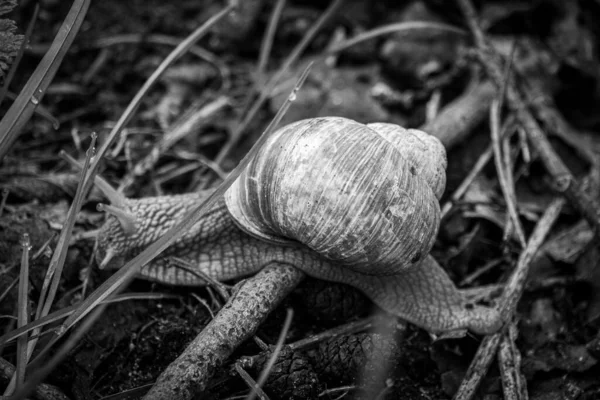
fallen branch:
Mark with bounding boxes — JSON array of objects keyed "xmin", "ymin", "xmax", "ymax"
[
  {"xmin": 421, "ymin": 80, "xmax": 495, "ymax": 149},
  {"xmin": 453, "ymin": 195, "xmax": 565, "ymax": 400},
  {"xmin": 142, "ymin": 264, "xmax": 305, "ymax": 400}
]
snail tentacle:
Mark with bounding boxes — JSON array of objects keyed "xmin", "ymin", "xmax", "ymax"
[{"xmin": 97, "ymin": 203, "xmax": 137, "ymax": 235}]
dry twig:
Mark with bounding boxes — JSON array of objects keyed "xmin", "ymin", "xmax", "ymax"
[
  {"xmin": 142, "ymin": 265, "xmax": 304, "ymax": 400},
  {"xmin": 453, "ymin": 197, "xmax": 564, "ymax": 400},
  {"xmin": 456, "ymin": 0, "xmax": 600, "ymax": 234},
  {"xmin": 490, "ymin": 99, "xmax": 526, "ymax": 246},
  {"xmin": 498, "ymin": 323, "xmax": 528, "ymax": 400},
  {"xmin": 117, "ymin": 96, "xmax": 230, "ymax": 192}
]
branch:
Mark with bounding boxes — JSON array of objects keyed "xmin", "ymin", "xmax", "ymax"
[{"xmin": 142, "ymin": 264, "xmax": 305, "ymax": 400}]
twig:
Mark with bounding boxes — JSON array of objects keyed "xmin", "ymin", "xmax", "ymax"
[
  {"xmin": 440, "ymin": 115, "xmax": 517, "ymax": 219},
  {"xmin": 453, "ymin": 197, "xmax": 564, "ymax": 400},
  {"xmin": 235, "ymin": 363, "xmax": 270, "ymax": 400},
  {"xmin": 420, "ymin": 81, "xmax": 496, "ymax": 149},
  {"xmin": 170, "ymin": 257, "xmax": 231, "ymax": 301},
  {"xmin": 521, "ymin": 58, "xmax": 596, "ymax": 165},
  {"xmin": 490, "ymin": 99, "xmax": 526, "ymax": 246},
  {"xmin": 459, "ymin": 258, "xmax": 503, "ymax": 287},
  {"xmin": 91, "ymin": 34, "xmax": 229, "ymax": 88},
  {"xmin": 454, "ymin": 332, "xmax": 504, "ymax": 400},
  {"xmin": 498, "ymin": 323, "xmax": 528, "ymax": 400},
  {"xmin": 319, "ymin": 385, "xmax": 357, "ymax": 399},
  {"xmin": 117, "ymin": 96, "xmax": 230, "ymax": 192},
  {"xmin": 142, "ymin": 265, "xmax": 305, "ymax": 400},
  {"xmin": 498, "ymin": 198, "xmax": 565, "ymax": 316},
  {"xmin": 456, "ymin": 0, "xmax": 600, "ymax": 234},
  {"xmin": 501, "ymin": 134, "xmax": 519, "ymax": 244},
  {"xmin": 256, "ymin": 0, "xmax": 287, "ymax": 85},
  {"xmin": 441, "ymin": 144, "xmax": 493, "ymax": 219},
  {"xmin": 323, "ymin": 21, "xmax": 467, "ymax": 57},
  {"xmin": 289, "ymin": 317, "xmax": 374, "ymax": 351},
  {"xmin": 246, "ymin": 308, "xmax": 294, "ymax": 400}
]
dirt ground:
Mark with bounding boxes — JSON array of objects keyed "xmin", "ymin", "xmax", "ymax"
[{"xmin": 1, "ymin": 0, "xmax": 600, "ymax": 399}]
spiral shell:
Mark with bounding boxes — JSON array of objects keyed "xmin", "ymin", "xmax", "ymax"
[
  {"xmin": 366, "ymin": 123, "xmax": 446, "ymax": 199},
  {"xmin": 224, "ymin": 117, "xmax": 447, "ymax": 275}
]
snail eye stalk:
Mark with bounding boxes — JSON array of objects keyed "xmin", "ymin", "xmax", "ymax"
[{"xmin": 97, "ymin": 203, "xmax": 137, "ymax": 236}]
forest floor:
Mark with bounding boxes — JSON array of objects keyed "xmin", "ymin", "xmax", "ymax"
[{"xmin": 1, "ymin": 0, "xmax": 600, "ymax": 399}]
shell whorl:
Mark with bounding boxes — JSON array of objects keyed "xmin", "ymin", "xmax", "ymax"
[
  {"xmin": 224, "ymin": 117, "xmax": 447, "ymax": 276},
  {"xmin": 367, "ymin": 122, "xmax": 447, "ymax": 199}
]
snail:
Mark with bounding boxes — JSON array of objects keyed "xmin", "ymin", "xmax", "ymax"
[{"xmin": 94, "ymin": 117, "xmax": 501, "ymax": 334}]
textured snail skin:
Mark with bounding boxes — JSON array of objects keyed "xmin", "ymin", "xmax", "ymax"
[{"xmin": 97, "ymin": 192, "xmax": 501, "ymax": 334}]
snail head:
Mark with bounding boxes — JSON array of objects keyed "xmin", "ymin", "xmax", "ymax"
[{"xmin": 96, "ymin": 192, "xmax": 213, "ymax": 270}]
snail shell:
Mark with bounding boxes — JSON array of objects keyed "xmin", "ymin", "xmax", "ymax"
[
  {"xmin": 224, "ymin": 117, "xmax": 447, "ymax": 275},
  {"xmin": 367, "ymin": 122, "xmax": 446, "ymax": 199}
]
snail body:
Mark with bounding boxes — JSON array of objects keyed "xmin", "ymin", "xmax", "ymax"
[{"xmin": 95, "ymin": 117, "xmax": 501, "ymax": 334}]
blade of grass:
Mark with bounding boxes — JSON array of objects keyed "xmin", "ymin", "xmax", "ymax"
[
  {"xmin": 59, "ymin": 149, "xmax": 128, "ymax": 208},
  {"xmin": 11, "ymin": 305, "xmax": 107, "ymax": 400},
  {"xmin": 14, "ymin": 234, "xmax": 31, "ymax": 392},
  {"xmin": 0, "ymin": 4, "xmax": 39, "ymax": 107},
  {"xmin": 5, "ymin": 91, "xmax": 60, "ymax": 129},
  {"xmin": 0, "ymin": 0, "xmax": 90, "ymax": 162},
  {"xmin": 0, "ymin": 276, "xmax": 18, "ymax": 307},
  {"xmin": 97, "ymin": 384, "xmax": 154, "ymax": 400},
  {"xmin": 3, "ymin": 134, "xmax": 97, "ymax": 394},
  {"xmin": 235, "ymin": 364, "xmax": 269, "ymax": 400},
  {"xmin": 36, "ymin": 134, "xmax": 97, "ymax": 320}
]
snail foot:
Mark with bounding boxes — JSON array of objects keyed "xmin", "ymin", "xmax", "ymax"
[{"xmin": 340, "ymin": 255, "xmax": 503, "ymax": 335}]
